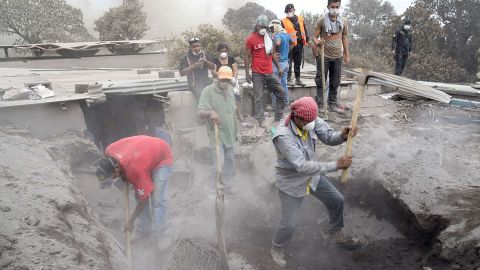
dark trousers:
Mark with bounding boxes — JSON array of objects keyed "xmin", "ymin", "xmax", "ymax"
[
  {"xmin": 394, "ymin": 50, "xmax": 409, "ymax": 76},
  {"xmin": 288, "ymin": 43, "xmax": 303, "ymax": 80},
  {"xmin": 252, "ymin": 73, "xmax": 285, "ymax": 122},
  {"xmin": 315, "ymin": 56, "xmax": 343, "ymax": 106},
  {"xmin": 272, "ymin": 176, "xmax": 345, "ymax": 247}
]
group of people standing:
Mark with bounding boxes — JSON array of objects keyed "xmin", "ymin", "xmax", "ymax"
[{"xmin": 92, "ymin": 0, "xmax": 413, "ymax": 268}]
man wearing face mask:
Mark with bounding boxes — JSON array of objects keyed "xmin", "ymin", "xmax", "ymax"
[
  {"xmin": 94, "ymin": 136, "xmax": 173, "ymax": 249},
  {"xmin": 179, "ymin": 37, "xmax": 215, "ymax": 99},
  {"xmin": 391, "ymin": 20, "xmax": 413, "ymax": 76},
  {"xmin": 270, "ymin": 97, "xmax": 360, "ymax": 267},
  {"xmin": 313, "ymin": 0, "xmax": 351, "ymax": 114},
  {"xmin": 282, "ymin": 3, "xmax": 310, "ymax": 87},
  {"xmin": 198, "ymin": 66, "xmax": 238, "ymax": 193},
  {"xmin": 245, "ymin": 15, "xmax": 286, "ymax": 128}
]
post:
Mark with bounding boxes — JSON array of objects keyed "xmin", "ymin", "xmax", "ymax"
[{"xmin": 341, "ymin": 74, "xmax": 368, "ymax": 183}]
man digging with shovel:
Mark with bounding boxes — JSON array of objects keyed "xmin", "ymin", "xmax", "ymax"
[
  {"xmin": 197, "ymin": 66, "xmax": 238, "ymax": 194},
  {"xmin": 271, "ymin": 97, "xmax": 361, "ymax": 267},
  {"xmin": 94, "ymin": 135, "xmax": 173, "ymax": 253}
]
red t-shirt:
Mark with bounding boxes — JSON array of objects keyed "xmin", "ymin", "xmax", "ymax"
[
  {"xmin": 105, "ymin": 135, "xmax": 173, "ymax": 200},
  {"xmin": 245, "ymin": 32, "xmax": 273, "ymax": 74}
]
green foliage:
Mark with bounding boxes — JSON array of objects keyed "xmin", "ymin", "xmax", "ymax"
[
  {"xmin": 166, "ymin": 24, "xmax": 245, "ymax": 69},
  {"xmin": 0, "ymin": 0, "xmax": 92, "ymax": 44},
  {"xmin": 94, "ymin": 0, "xmax": 149, "ymax": 41},
  {"xmin": 222, "ymin": 2, "xmax": 277, "ymax": 34}
]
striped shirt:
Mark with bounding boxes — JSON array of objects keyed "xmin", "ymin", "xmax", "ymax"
[{"xmin": 314, "ymin": 16, "xmax": 349, "ymax": 59}]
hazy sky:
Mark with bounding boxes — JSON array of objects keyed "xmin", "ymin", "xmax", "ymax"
[{"xmin": 69, "ymin": 0, "xmax": 415, "ymax": 38}]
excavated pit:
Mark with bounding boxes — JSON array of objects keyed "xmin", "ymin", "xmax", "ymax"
[{"xmin": 1, "ymin": 92, "xmax": 479, "ymax": 269}]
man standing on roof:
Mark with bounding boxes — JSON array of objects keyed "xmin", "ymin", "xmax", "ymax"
[
  {"xmin": 94, "ymin": 135, "xmax": 173, "ymax": 249},
  {"xmin": 391, "ymin": 20, "xmax": 413, "ymax": 76},
  {"xmin": 270, "ymin": 97, "xmax": 360, "ymax": 267},
  {"xmin": 179, "ymin": 37, "xmax": 216, "ymax": 99},
  {"xmin": 270, "ymin": 19, "xmax": 295, "ymax": 109},
  {"xmin": 245, "ymin": 15, "xmax": 286, "ymax": 128},
  {"xmin": 282, "ymin": 3, "xmax": 310, "ymax": 87},
  {"xmin": 313, "ymin": 0, "xmax": 351, "ymax": 114}
]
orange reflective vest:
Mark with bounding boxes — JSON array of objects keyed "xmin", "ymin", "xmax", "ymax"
[{"xmin": 282, "ymin": 16, "xmax": 307, "ymax": 46}]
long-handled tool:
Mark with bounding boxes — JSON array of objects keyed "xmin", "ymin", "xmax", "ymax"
[
  {"xmin": 124, "ymin": 186, "xmax": 132, "ymax": 269},
  {"xmin": 340, "ymin": 73, "xmax": 370, "ymax": 184},
  {"xmin": 321, "ymin": 44, "xmax": 328, "ymax": 120},
  {"xmin": 214, "ymin": 123, "xmax": 230, "ymax": 269}
]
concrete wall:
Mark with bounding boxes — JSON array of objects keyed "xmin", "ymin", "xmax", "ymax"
[{"xmin": 0, "ymin": 101, "xmax": 86, "ymax": 138}]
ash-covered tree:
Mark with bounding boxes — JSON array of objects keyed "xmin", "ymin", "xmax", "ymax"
[
  {"xmin": 421, "ymin": 0, "xmax": 480, "ymax": 80},
  {"xmin": 222, "ymin": 2, "xmax": 277, "ymax": 33},
  {"xmin": 94, "ymin": 0, "xmax": 149, "ymax": 41},
  {"xmin": 377, "ymin": 1, "xmax": 466, "ymax": 82},
  {"xmin": 344, "ymin": 0, "xmax": 395, "ymax": 52},
  {"xmin": 0, "ymin": 0, "xmax": 93, "ymax": 44},
  {"xmin": 166, "ymin": 24, "xmax": 232, "ymax": 68}
]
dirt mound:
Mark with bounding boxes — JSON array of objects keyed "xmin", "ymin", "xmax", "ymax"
[{"xmin": 0, "ymin": 132, "xmax": 127, "ymax": 270}]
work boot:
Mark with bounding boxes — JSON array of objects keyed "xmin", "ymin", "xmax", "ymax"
[
  {"xmin": 295, "ymin": 78, "xmax": 306, "ymax": 87},
  {"xmin": 266, "ymin": 104, "xmax": 275, "ymax": 112},
  {"xmin": 328, "ymin": 231, "xmax": 361, "ymax": 250},
  {"xmin": 329, "ymin": 103, "xmax": 346, "ymax": 114},
  {"xmin": 156, "ymin": 236, "xmax": 172, "ymax": 251},
  {"xmin": 287, "ymin": 78, "xmax": 295, "ymax": 86},
  {"xmin": 258, "ymin": 120, "xmax": 266, "ymax": 129},
  {"xmin": 271, "ymin": 246, "xmax": 287, "ymax": 268}
]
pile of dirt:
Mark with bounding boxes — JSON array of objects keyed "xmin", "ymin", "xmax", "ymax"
[{"xmin": 0, "ymin": 131, "xmax": 127, "ymax": 270}]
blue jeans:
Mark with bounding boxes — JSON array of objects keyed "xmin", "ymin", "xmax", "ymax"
[
  {"xmin": 272, "ymin": 175, "xmax": 345, "ymax": 247},
  {"xmin": 272, "ymin": 61, "xmax": 289, "ymax": 106},
  {"xmin": 135, "ymin": 166, "xmax": 172, "ymax": 237},
  {"xmin": 210, "ymin": 144, "xmax": 235, "ymax": 191}
]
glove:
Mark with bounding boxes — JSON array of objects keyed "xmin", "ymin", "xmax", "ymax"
[{"xmin": 242, "ymin": 82, "xmax": 253, "ymax": 89}]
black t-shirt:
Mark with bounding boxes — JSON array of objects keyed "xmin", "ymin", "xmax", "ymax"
[
  {"xmin": 178, "ymin": 50, "xmax": 211, "ymax": 90},
  {"xmin": 212, "ymin": 56, "xmax": 236, "ymax": 72}
]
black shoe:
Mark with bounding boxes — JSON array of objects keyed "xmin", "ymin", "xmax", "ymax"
[{"xmin": 295, "ymin": 79, "xmax": 306, "ymax": 87}]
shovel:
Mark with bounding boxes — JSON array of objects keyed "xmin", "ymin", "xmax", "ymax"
[
  {"xmin": 214, "ymin": 122, "xmax": 230, "ymax": 270},
  {"xmin": 124, "ymin": 186, "xmax": 132, "ymax": 269},
  {"xmin": 321, "ymin": 44, "xmax": 329, "ymax": 120}
]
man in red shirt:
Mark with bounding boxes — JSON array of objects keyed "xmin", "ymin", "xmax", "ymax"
[
  {"xmin": 94, "ymin": 135, "xmax": 173, "ymax": 247},
  {"xmin": 245, "ymin": 15, "xmax": 286, "ymax": 128}
]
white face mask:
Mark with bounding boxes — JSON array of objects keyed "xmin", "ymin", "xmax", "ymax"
[
  {"xmin": 258, "ymin": 28, "xmax": 267, "ymax": 36},
  {"xmin": 404, "ymin": 25, "xmax": 411, "ymax": 30},
  {"xmin": 329, "ymin": 8, "xmax": 340, "ymax": 16},
  {"xmin": 220, "ymin": 52, "xmax": 228, "ymax": 59},
  {"xmin": 287, "ymin": 12, "xmax": 294, "ymax": 18},
  {"xmin": 302, "ymin": 121, "xmax": 316, "ymax": 131}
]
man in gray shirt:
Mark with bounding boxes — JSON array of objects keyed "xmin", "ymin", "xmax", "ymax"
[{"xmin": 270, "ymin": 97, "xmax": 360, "ymax": 267}]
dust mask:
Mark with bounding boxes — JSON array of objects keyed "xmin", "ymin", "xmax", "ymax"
[
  {"xmin": 258, "ymin": 28, "xmax": 267, "ymax": 36},
  {"xmin": 287, "ymin": 12, "xmax": 294, "ymax": 18},
  {"xmin": 218, "ymin": 81, "xmax": 230, "ymax": 90},
  {"xmin": 302, "ymin": 121, "xmax": 316, "ymax": 131},
  {"xmin": 329, "ymin": 8, "xmax": 340, "ymax": 16},
  {"xmin": 404, "ymin": 25, "xmax": 411, "ymax": 31},
  {"xmin": 220, "ymin": 52, "xmax": 228, "ymax": 59}
]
